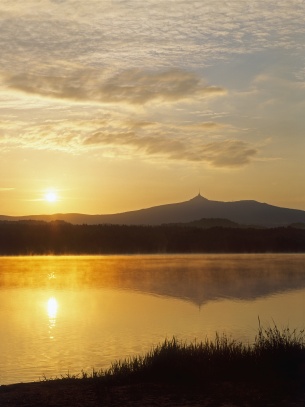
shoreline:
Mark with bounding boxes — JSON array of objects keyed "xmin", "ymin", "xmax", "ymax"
[
  {"xmin": 1, "ymin": 377, "xmax": 305, "ymax": 407},
  {"xmin": 1, "ymin": 329, "xmax": 305, "ymax": 407}
]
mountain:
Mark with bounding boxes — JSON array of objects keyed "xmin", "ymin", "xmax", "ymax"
[
  {"xmin": 1, "ymin": 194, "xmax": 305, "ymax": 227},
  {"xmin": 168, "ymin": 218, "xmax": 245, "ymax": 229}
]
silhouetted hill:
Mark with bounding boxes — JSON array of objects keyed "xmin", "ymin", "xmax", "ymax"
[
  {"xmin": 168, "ymin": 218, "xmax": 246, "ymax": 229},
  {"xmin": 289, "ymin": 222, "xmax": 305, "ymax": 229},
  {"xmin": 1, "ymin": 194, "xmax": 305, "ymax": 227}
]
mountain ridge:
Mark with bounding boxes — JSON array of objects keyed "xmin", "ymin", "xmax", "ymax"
[{"xmin": 1, "ymin": 194, "xmax": 305, "ymax": 227}]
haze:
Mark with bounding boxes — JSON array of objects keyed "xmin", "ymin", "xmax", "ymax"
[{"xmin": 1, "ymin": 0, "xmax": 304, "ymax": 215}]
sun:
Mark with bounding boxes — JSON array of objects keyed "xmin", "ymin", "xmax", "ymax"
[{"xmin": 45, "ymin": 190, "xmax": 58, "ymax": 202}]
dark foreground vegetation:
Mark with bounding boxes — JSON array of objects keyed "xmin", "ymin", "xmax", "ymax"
[
  {"xmin": 1, "ymin": 220, "xmax": 305, "ymax": 254},
  {"xmin": 95, "ymin": 324, "xmax": 305, "ymax": 386},
  {"xmin": 1, "ymin": 325, "xmax": 305, "ymax": 406}
]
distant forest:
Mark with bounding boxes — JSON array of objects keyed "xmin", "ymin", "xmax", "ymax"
[{"xmin": 0, "ymin": 220, "xmax": 305, "ymax": 255}]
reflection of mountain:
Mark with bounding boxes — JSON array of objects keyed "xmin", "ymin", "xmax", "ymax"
[
  {"xmin": 1, "ymin": 194, "xmax": 305, "ymax": 227},
  {"xmin": 101, "ymin": 255, "xmax": 305, "ymax": 306},
  {"xmin": 1, "ymin": 255, "xmax": 305, "ymax": 306}
]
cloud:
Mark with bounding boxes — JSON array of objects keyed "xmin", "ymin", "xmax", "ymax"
[
  {"xmin": 1, "ymin": 0, "xmax": 304, "ymax": 77},
  {"xmin": 3, "ymin": 68, "xmax": 226, "ymax": 105},
  {"xmin": 0, "ymin": 113, "xmax": 257, "ymax": 168},
  {"xmin": 83, "ymin": 131, "xmax": 257, "ymax": 168},
  {"xmin": 123, "ymin": 120, "xmax": 228, "ymax": 134},
  {"xmin": 182, "ymin": 122, "xmax": 231, "ymax": 133},
  {"xmin": 199, "ymin": 140, "xmax": 257, "ymax": 167}
]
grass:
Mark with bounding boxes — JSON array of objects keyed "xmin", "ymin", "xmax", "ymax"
[
  {"xmin": 54, "ymin": 323, "xmax": 305, "ymax": 389},
  {"xmin": 2, "ymin": 325, "xmax": 305, "ymax": 407}
]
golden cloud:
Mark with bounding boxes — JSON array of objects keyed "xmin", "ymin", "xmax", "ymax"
[{"xmin": 3, "ymin": 68, "xmax": 226, "ymax": 105}]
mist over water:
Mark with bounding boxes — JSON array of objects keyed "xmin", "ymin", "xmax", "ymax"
[{"xmin": 0, "ymin": 254, "xmax": 305, "ymax": 385}]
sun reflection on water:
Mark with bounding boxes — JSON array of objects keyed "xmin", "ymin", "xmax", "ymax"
[{"xmin": 47, "ymin": 297, "xmax": 58, "ymax": 339}]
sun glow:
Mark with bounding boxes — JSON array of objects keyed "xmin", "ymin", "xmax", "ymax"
[{"xmin": 44, "ymin": 190, "xmax": 58, "ymax": 202}]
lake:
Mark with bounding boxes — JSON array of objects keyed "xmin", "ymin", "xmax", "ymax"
[{"xmin": 1, "ymin": 254, "xmax": 305, "ymax": 385}]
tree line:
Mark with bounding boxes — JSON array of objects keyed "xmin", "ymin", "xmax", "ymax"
[{"xmin": 0, "ymin": 220, "xmax": 305, "ymax": 255}]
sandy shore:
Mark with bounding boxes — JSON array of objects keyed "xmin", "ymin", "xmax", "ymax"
[{"xmin": 1, "ymin": 379, "xmax": 305, "ymax": 407}]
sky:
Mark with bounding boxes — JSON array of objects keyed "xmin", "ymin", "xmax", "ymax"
[{"xmin": 1, "ymin": 0, "xmax": 305, "ymax": 215}]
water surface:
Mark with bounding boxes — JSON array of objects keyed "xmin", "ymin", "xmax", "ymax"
[{"xmin": 1, "ymin": 254, "xmax": 305, "ymax": 385}]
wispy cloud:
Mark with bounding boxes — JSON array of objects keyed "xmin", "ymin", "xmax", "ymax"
[
  {"xmin": 0, "ymin": 114, "xmax": 257, "ymax": 167},
  {"xmin": 3, "ymin": 69, "xmax": 226, "ymax": 105},
  {"xmin": 199, "ymin": 140, "xmax": 257, "ymax": 168},
  {"xmin": 83, "ymin": 131, "xmax": 257, "ymax": 168},
  {"xmin": 1, "ymin": 0, "xmax": 304, "ymax": 76}
]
